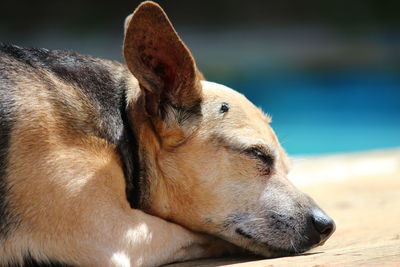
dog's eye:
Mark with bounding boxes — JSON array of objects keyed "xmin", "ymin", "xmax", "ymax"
[{"xmin": 246, "ymin": 148, "xmax": 274, "ymax": 175}]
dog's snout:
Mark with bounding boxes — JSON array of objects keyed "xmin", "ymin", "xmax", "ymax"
[
  {"xmin": 305, "ymin": 208, "xmax": 335, "ymax": 247},
  {"xmin": 312, "ymin": 208, "xmax": 335, "ymax": 242}
]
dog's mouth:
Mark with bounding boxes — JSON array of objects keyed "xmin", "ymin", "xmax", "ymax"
[
  {"xmin": 220, "ymin": 210, "xmax": 335, "ymax": 258},
  {"xmin": 234, "ymin": 226, "xmax": 312, "ymax": 257}
]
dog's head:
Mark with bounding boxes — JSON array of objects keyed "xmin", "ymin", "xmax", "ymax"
[{"xmin": 123, "ymin": 1, "xmax": 335, "ymax": 257}]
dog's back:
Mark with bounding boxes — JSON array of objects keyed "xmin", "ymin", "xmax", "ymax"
[
  {"xmin": 0, "ymin": 44, "xmax": 129, "ymax": 142},
  {"xmin": 0, "ymin": 45, "xmax": 141, "ymax": 264},
  {"xmin": 1, "ymin": 44, "xmax": 127, "ymax": 128}
]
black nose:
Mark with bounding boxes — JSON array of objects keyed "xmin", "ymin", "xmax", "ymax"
[
  {"xmin": 305, "ymin": 208, "xmax": 336, "ymax": 246},
  {"xmin": 312, "ymin": 208, "xmax": 335, "ymax": 242}
]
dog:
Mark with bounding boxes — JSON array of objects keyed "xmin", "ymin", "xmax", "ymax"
[{"xmin": 0, "ymin": 1, "xmax": 335, "ymax": 266}]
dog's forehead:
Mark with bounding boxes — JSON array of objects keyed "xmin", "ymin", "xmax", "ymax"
[
  {"xmin": 201, "ymin": 81, "xmax": 248, "ymax": 102},
  {"xmin": 201, "ymin": 80, "xmax": 271, "ymax": 123},
  {"xmin": 199, "ymin": 80, "xmax": 278, "ymax": 148}
]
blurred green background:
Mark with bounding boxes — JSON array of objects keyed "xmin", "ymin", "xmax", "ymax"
[{"xmin": 1, "ymin": 0, "xmax": 399, "ymax": 155}]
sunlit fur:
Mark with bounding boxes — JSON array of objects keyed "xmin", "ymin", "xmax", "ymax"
[
  {"xmin": 0, "ymin": 1, "xmax": 333, "ymax": 265},
  {"xmin": 136, "ymin": 81, "xmax": 320, "ymax": 256}
]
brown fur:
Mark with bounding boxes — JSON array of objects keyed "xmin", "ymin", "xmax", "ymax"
[{"xmin": 0, "ymin": 1, "xmax": 335, "ymax": 266}]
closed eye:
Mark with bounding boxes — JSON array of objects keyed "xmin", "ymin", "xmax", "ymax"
[
  {"xmin": 211, "ymin": 134, "xmax": 275, "ymax": 175},
  {"xmin": 244, "ymin": 147, "xmax": 274, "ymax": 175}
]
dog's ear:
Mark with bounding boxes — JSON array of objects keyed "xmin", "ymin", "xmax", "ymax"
[
  {"xmin": 124, "ymin": 14, "xmax": 132, "ymax": 36},
  {"xmin": 123, "ymin": 1, "xmax": 201, "ymax": 117}
]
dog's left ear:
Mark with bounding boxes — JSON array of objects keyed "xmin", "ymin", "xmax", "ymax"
[{"xmin": 123, "ymin": 1, "xmax": 202, "ymax": 118}]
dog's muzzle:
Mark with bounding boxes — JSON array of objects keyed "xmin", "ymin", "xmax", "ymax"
[{"xmin": 303, "ymin": 207, "xmax": 336, "ymax": 248}]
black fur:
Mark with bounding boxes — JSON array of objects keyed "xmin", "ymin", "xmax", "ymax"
[
  {"xmin": 117, "ymin": 79, "xmax": 142, "ymax": 208},
  {"xmin": 12, "ymin": 256, "xmax": 73, "ymax": 267},
  {"xmin": 0, "ymin": 54, "xmax": 18, "ymax": 238},
  {"xmin": 0, "ymin": 44, "xmax": 144, "ymax": 263},
  {"xmin": 235, "ymin": 228, "xmax": 253, "ymax": 239},
  {"xmin": 0, "ymin": 44, "xmax": 142, "ymax": 209},
  {"xmin": 0, "ymin": 44, "xmax": 125, "ymax": 143}
]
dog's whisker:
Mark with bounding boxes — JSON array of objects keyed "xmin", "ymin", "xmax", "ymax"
[{"xmin": 290, "ymin": 239, "xmax": 299, "ymax": 254}]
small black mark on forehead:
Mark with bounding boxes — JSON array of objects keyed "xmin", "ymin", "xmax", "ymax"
[{"xmin": 219, "ymin": 102, "xmax": 229, "ymax": 113}]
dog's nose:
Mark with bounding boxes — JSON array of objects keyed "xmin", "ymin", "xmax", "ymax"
[
  {"xmin": 305, "ymin": 208, "xmax": 336, "ymax": 246},
  {"xmin": 311, "ymin": 208, "xmax": 335, "ymax": 243}
]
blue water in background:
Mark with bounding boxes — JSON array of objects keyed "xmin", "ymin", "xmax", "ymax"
[{"xmin": 222, "ymin": 70, "xmax": 400, "ymax": 155}]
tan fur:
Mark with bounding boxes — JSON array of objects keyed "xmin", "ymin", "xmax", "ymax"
[
  {"xmin": 1, "ymin": 1, "xmax": 334, "ymax": 265},
  {"xmin": 122, "ymin": 1, "xmax": 334, "ymax": 258},
  {"xmin": 2, "ymin": 67, "xmax": 234, "ymax": 266},
  {"xmin": 143, "ymin": 82, "xmax": 290, "ymax": 229}
]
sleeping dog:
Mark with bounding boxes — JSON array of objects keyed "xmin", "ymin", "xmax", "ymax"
[{"xmin": 0, "ymin": 1, "xmax": 335, "ymax": 266}]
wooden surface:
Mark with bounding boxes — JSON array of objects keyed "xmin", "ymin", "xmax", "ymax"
[{"xmin": 168, "ymin": 149, "xmax": 400, "ymax": 266}]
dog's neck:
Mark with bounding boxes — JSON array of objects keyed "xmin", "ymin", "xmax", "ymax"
[
  {"xmin": 125, "ymin": 82, "xmax": 163, "ymax": 211},
  {"xmin": 123, "ymin": 74, "xmax": 204, "ymax": 216}
]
